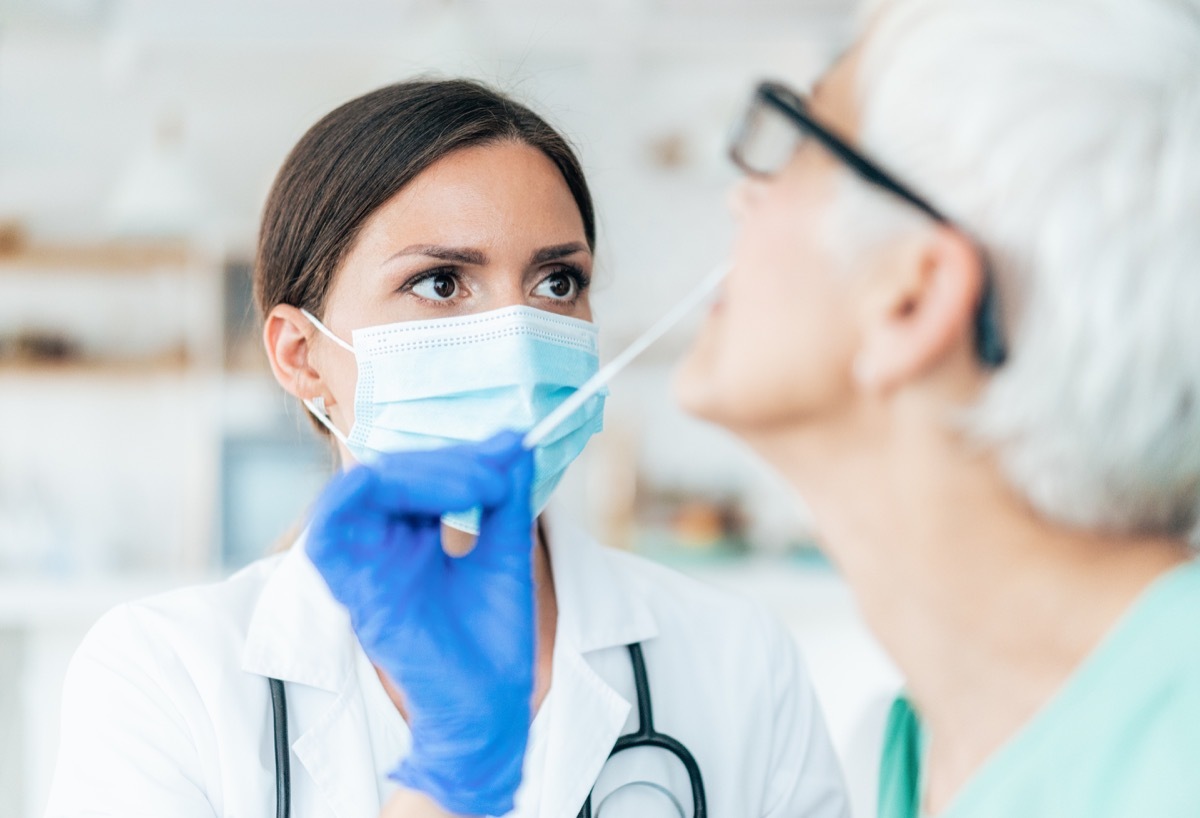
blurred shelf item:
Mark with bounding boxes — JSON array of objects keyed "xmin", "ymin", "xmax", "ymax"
[
  {"xmin": 0, "ymin": 241, "xmax": 329, "ymax": 583},
  {"xmin": 0, "ymin": 237, "xmax": 195, "ymax": 273},
  {"xmin": 637, "ymin": 533, "xmax": 830, "ymax": 570},
  {"xmin": 0, "ymin": 237, "xmax": 222, "ymax": 376},
  {"xmin": 0, "ymin": 222, "xmax": 29, "ymax": 256},
  {"xmin": 634, "ymin": 534, "xmax": 751, "ymax": 566},
  {"xmin": 0, "ymin": 350, "xmax": 194, "ymax": 375}
]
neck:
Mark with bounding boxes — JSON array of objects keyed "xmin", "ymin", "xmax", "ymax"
[
  {"xmin": 532, "ymin": 518, "xmax": 558, "ymax": 710},
  {"xmin": 746, "ymin": 404, "xmax": 1190, "ymax": 812}
]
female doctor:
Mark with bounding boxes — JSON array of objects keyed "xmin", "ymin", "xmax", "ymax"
[
  {"xmin": 45, "ymin": 79, "xmax": 848, "ymax": 818},
  {"xmin": 293, "ymin": 1, "xmax": 1200, "ymax": 817}
]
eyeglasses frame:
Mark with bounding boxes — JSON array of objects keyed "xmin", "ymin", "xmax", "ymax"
[{"xmin": 730, "ymin": 81, "xmax": 1008, "ymax": 368}]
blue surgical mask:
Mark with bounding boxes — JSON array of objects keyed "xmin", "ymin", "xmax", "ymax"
[{"xmin": 301, "ymin": 305, "xmax": 606, "ymax": 534}]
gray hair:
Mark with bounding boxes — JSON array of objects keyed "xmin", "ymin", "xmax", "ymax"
[{"xmin": 851, "ymin": 0, "xmax": 1200, "ymax": 543}]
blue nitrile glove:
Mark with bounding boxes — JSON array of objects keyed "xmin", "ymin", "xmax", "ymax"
[{"xmin": 305, "ymin": 430, "xmax": 535, "ymax": 817}]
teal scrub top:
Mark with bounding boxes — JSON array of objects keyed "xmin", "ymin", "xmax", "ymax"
[{"xmin": 878, "ymin": 559, "xmax": 1200, "ymax": 818}]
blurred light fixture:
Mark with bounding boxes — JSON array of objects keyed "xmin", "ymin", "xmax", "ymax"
[{"xmin": 105, "ymin": 113, "xmax": 210, "ymax": 238}]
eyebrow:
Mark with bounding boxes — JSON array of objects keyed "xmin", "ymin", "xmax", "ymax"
[
  {"xmin": 530, "ymin": 242, "xmax": 589, "ymax": 264},
  {"xmin": 385, "ymin": 244, "xmax": 487, "ymax": 266},
  {"xmin": 383, "ymin": 241, "xmax": 589, "ymax": 268}
]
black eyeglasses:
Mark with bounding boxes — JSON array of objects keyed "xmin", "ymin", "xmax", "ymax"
[{"xmin": 730, "ymin": 81, "xmax": 1008, "ymax": 368}]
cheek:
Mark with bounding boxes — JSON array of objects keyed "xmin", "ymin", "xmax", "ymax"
[
  {"xmin": 571, "ymin": 291, "xmax": 594, "ymax": 322},
  {"xmin": 330, "ymin": 364, "xmax": 361, "ymax": 429},
  {"xmin": 676, "ymin": 191, "xmax": 859, "ymax": 428},
  {"xmin": 311, "ymin": 342, "xmax": 361, "ymax": 429}
]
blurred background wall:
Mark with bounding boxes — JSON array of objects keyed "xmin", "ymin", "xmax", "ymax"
[{"xmin": 0, "ymin": 1, "xmax": 898, "ymax": 815}]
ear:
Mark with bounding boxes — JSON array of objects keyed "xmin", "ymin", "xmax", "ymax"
[
  {"xmin": 263, "ymin": 304, "xmax": 329, "ymax": 403},
  {"xmin": 853, "ymin": 226, "xmax": 984, "ymax": 393}
]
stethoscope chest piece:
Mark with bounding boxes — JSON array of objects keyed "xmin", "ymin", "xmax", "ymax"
[{"xmin": 592, "ymin": 781, "xmax": 688, "ymax": 817}]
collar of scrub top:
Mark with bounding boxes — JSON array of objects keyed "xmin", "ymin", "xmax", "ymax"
[
  {"xmin": 730, "ymin": 79, "xmax": 1009, "ymax": 369},
  {"xmin": 241, "ymin": 506, "xmax": 659, "ymax": 818}
]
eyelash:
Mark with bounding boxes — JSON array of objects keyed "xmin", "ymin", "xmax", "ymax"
[
  {"xmin": 542, "ymin": 264, "xmax": 591, "ymax": 301},
  {"xmin": 399, "ymin": 267, "xmax": 460, "ymax": 302},
  {"xmin": 399, "ymin": 264, "xmax": 592, "ymax": 305}
]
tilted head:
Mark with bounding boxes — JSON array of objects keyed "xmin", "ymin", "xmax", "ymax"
[{"xmin": 678, "ymin": 0, "xmax": 1200, "ymax": 544}]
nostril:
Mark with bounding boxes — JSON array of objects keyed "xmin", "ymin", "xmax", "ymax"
[{"xmin": 728, "ymin": 179, "xmax": 753, "ymax": 219}]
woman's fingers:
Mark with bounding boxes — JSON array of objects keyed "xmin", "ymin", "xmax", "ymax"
[
  {"xmin": 470, "ymin": 430, "xmax": 528, "ymax": 466},
  {"xmin": 366, "ymin": 445, "xmax": 515, "ymax": 514},
  {"xmin": 470, "ymin": 443, "xmax": 535, "ymax": 571},
  {"xmin": 309, "ymin": 431, "xmax": 531, "ymax": 573}
]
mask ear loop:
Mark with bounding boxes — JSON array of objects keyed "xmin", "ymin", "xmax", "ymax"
[
  {"xmin": 301, "ymin": 396, "xmax": 356, "ymax": 451},
  {"xmin": 300, "ymin": 308, "xmax": 355, "ymax": 353},
  {"xmin": 298, "ymin": 308, "xmax": 360, "ymax": 455}
]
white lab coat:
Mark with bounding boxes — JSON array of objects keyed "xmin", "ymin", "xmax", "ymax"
[{"xmin": 45, "ymin": 511, "xmax": 849, "ymax": 818}]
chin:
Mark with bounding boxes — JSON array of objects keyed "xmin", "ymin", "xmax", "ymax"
[
  {"xmin": 675, "ymin": 356, "xmax": 808, "ymax": 451},
  {"xmin": 672, "ymin": 361, "xmax": 717, "ymax": 421},
  {"xmin": 675, "ymin": 312, "xmax": 728, "ymax": 416},
  {"xmin": 673, "ymin": 351, "xmax": 740, "ymax": 429}
]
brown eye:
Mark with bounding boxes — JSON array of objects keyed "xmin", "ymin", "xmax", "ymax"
[
  {"xmin": 549, "ymin": 275, "xmax": 571, "ymax": 297},
  {"xmin": 412, "ymin": 272, "xmax": 459, "ymax": 301},
  {"xmin": 534, "ymin": 272, "xmax": 579, "ymax": 301}
]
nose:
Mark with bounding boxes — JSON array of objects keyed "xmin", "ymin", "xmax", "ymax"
[
  {"xmin": 482, "ymin": 266, "xmax": 531, "ymax": 311},
  {"xmin": 504, "ymin": 278, "xmax": 529, "ymax": 306},
  {"xmin": 727, "ymin": 176, "xmax": 763, "ymax": 222}
]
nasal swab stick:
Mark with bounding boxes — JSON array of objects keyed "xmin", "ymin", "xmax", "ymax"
[{"xmin": 522, "ymin": 264, "xmax": 728, "ymax": 450}]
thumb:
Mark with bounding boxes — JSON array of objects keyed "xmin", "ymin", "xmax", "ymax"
[
  {"xmin": 472, "ymin": 444, "xmax": 535, "ymax": 568},
  {"xmin": 472, "ymin": 429, "xmax": 529, "ymax": 469}
]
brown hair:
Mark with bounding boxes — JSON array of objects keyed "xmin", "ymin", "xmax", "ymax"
[{"xmin": 253, "ymin": 78, "xmax": 596, "ymax": 320}]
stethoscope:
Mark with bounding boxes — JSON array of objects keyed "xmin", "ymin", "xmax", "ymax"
[{"xmin": 268, "ymin": 643, "xmax": 706, "ymax": 818}]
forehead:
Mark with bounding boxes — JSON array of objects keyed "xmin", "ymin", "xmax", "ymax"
[
  {"xmin": 809, "ymin": 45, "xmax": 864, "ymax": 142},
  {"xmin": 356, "ymin": 141, "xmax": 587, "ymax": 247}
]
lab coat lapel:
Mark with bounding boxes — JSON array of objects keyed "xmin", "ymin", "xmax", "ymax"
[
  {"xmin": 539, "ymin": 651, "xmax": 631, "ymax": 818},
  {"xmin": 242, "ymin": 543, "xmax": 380, "ymax": 818},
  {"xmin": 537, "ymin": 511, "xmax": 659, "ymax": 818},
  {"xmin": 291, "ymin": 683, "xmax": 381, "ymax": 818}
]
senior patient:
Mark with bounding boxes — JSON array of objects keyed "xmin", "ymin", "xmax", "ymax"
[{"xmin": 676, "ymin": 0, "xmax": 1200, "ymax": 816}]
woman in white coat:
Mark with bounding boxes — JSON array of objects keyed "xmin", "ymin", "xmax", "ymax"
[
  {"xmin": 45, "ymin": 79, "xmax": 848, "ymax": 818},
  {"xmin": 250, "ymin": 3, "xmax": 1200, "ymax": 815}
]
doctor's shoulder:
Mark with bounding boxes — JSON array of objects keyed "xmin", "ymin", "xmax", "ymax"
[
  {"xmin": 597, "ymin": 546, "xmax": 851, "ymax": 818},
  {"xmin": 46, "ymin": 555, "xmax": 288, "ymax": 818},
  {"xmin": 76, "ymin": 551, "xmax": 286, "ymax": 676},
  {"xmin": 601, "ymin": 543, "xmax": 807, "ymax": 673}
]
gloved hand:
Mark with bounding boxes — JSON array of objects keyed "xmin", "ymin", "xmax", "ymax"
[{"xmin": 306, "ymin": 430, "xmax": 535, "ymax": 817}]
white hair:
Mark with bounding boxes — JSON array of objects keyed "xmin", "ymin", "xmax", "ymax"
[{"xmin": 851, "ymin": 0, "xmax": 1200, "ymax": 543}]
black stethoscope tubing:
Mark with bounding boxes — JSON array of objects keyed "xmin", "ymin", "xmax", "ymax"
[
  {"xmin": 269, "ymin": 677, "xmax": 291, "ymax": 818},
  {"xmin": 578, "ymin": 643, "xmax": 706, "ymax": 818},
  {"xmin": 268, "ymin": 642, "xmax": 706, "ymax": 818}
]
